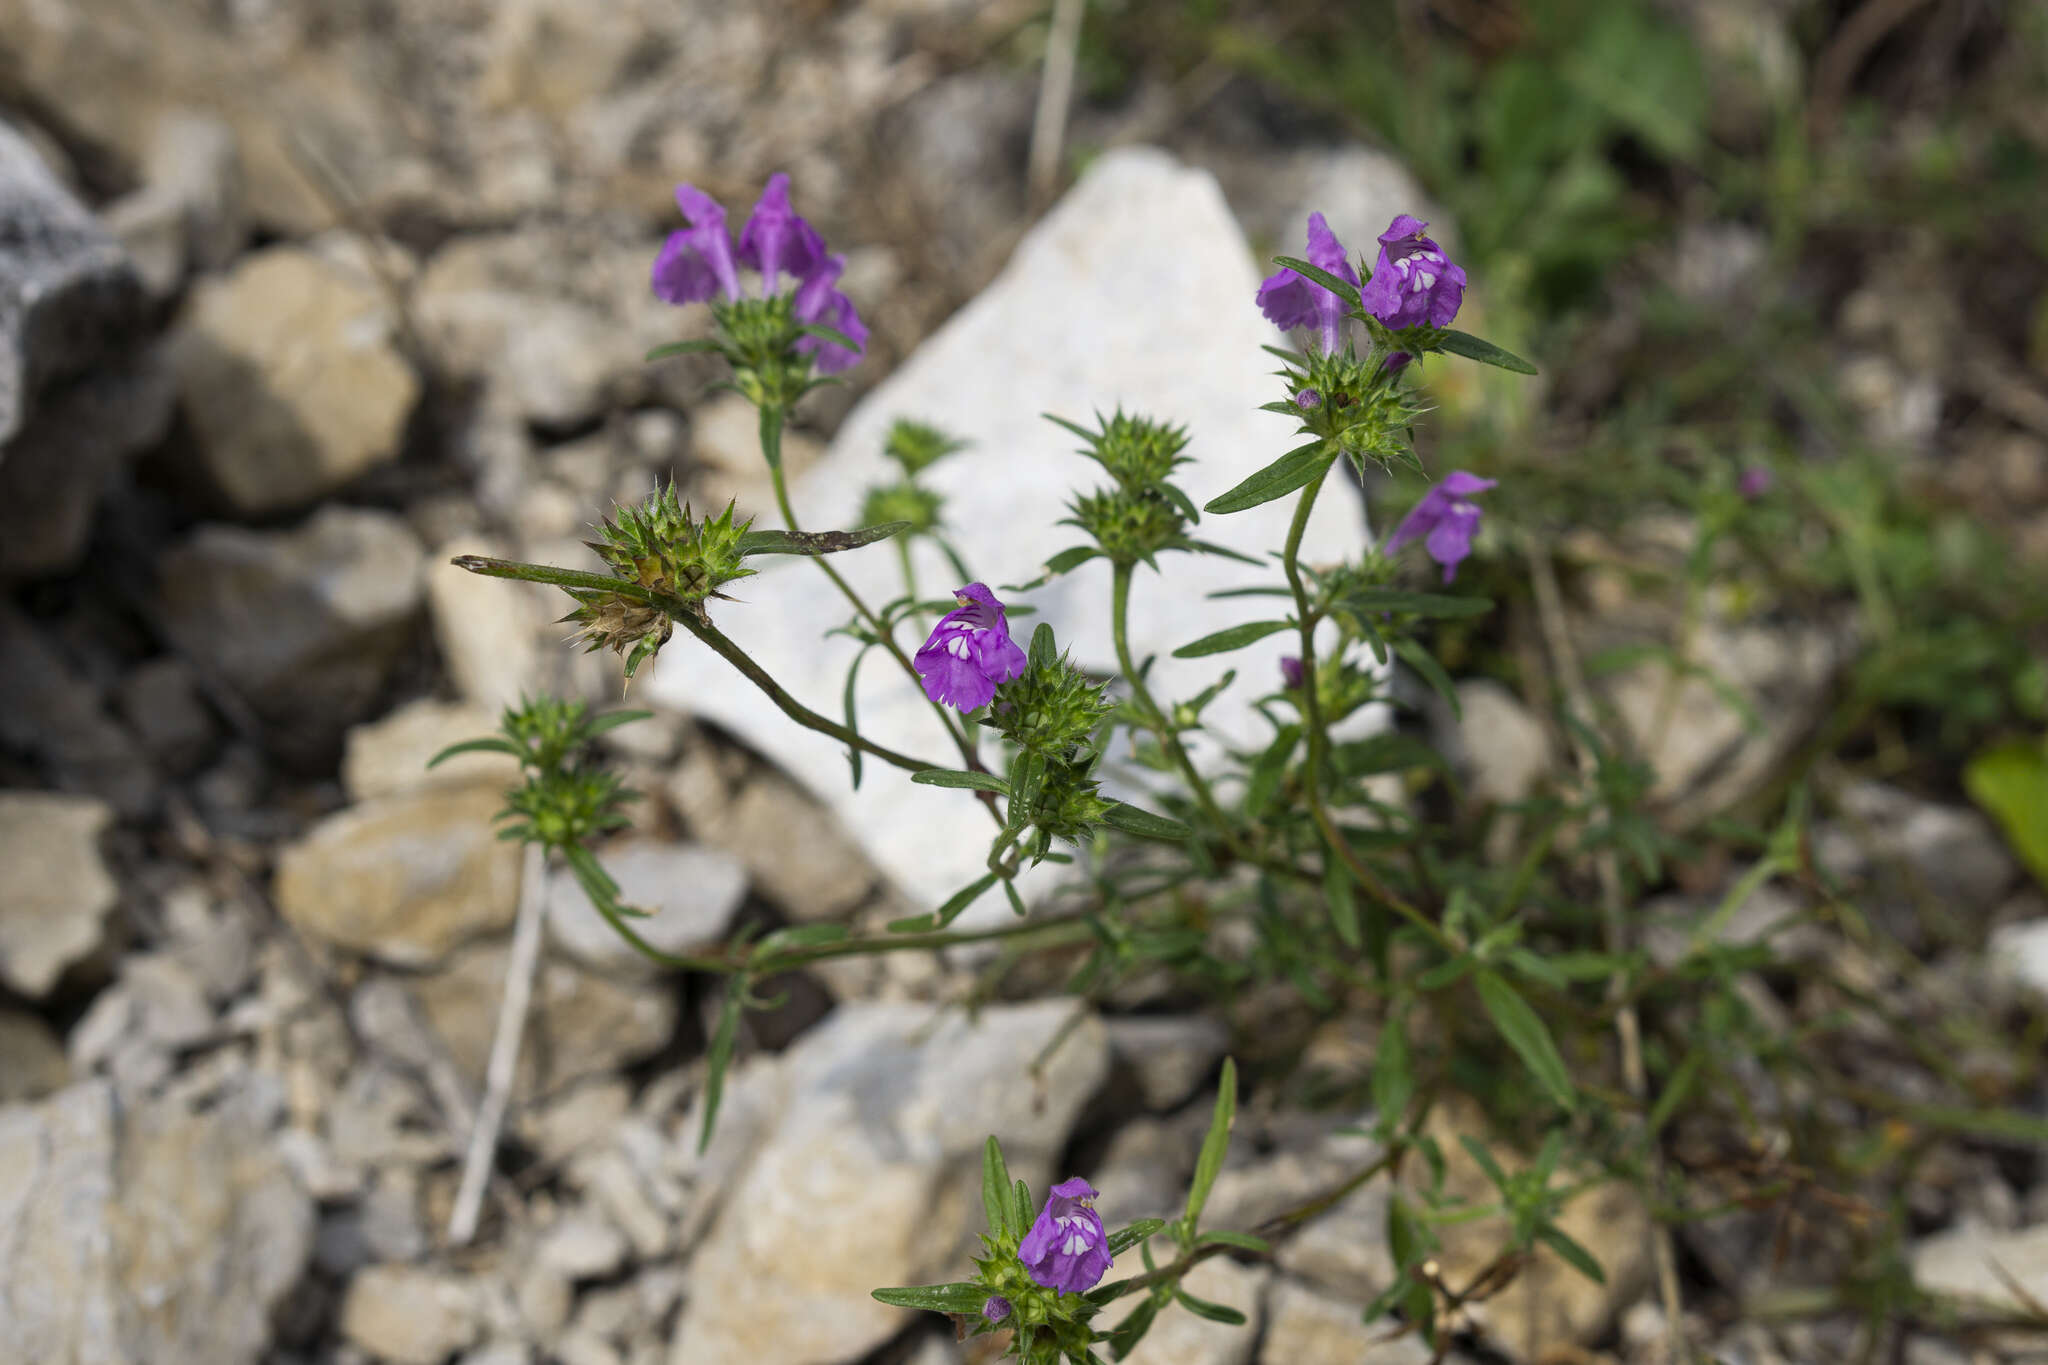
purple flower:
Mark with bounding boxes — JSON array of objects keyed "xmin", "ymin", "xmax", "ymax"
[
  {"xmin": 1381, "ymin": 351, "xmax": 1412, "ymax": 376},
  {"xmin": 1018, "ymin": 1177, "xmax": 1111, "ymax": 1294},
  {"xmin": 652, "ymin": 184, "xmax": 742, "ymax": 306},
  {"xmin": 1357, "ymin": 215, "xmax": 1466, "ymax": 331},
  {"xmin": 982, "ymin": 1295, "xmax": 1011, "ymax": 1324},
  {"xmin": 914, "ymin": 582, "xmax": 1027, "ymax": 712},
  {"xmin": 737, "ymin": 172, "xmax": 827, "ymax": 293},
  {"xmin": 1280, "ymin": 655, "xmax": 1305, "ymax": 690},
  {"xmin": 1384, "ymin": 471, "xmax": 1495, "ymax": 584},
  {"xmin": 1738, "ymin": 466, "xmax": 1773, "ymax": 500},
  {"xmin": 793, "ymin": 252, "xmax": 869, "ymax": 375},
  {"xmin": 1257, "ymin": 213, "xmax": 1361, "ymax": 355},
  {"xmin": 1294, "ymin": 388, "xmax": 1323, "ymax": 411}
]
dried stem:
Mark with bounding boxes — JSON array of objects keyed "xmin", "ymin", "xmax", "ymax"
[{"xmin": 447, "ymin": 843, "xmax": 548, "ymax": 1247}]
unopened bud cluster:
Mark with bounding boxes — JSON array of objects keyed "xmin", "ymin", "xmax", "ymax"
[{"xmin": 1059, "ymin": 411, "xmax": 1200, "ymax": 567}]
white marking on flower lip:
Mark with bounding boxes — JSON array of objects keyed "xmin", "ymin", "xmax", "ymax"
[
  {"xmin": 1417, "ymin": 271, "xmax": 1436, "ymax": 289},
  {"xmin": 946, "ymin": 635, "xmax": 972, "ymax": 658},
  {"xmin": 1061, "ymin": 1231, "xmax": 1091, "ymax": 1254}
]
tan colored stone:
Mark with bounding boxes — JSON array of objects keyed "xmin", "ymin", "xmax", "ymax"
[
  {"xmin": 0, "ymin": 791, "xmax": 119, "ymax": 998},
  {"xmin": 410, "ymin": 939, "xmax": 676, "ymax": 1100},
  {"xmin": 274, "ymin": 786, "xmax": 522, "ymax": 967},
  {"xmin": 173, "ymin": 245, "xmax": 418, "ymax": 513},
  {"xmin": 339, "ymin": 1265, "xmax": 482, "ymax": 1365},
  {"xmin": 342, "ymin": 699, "xmax": 519, "ymax": 804},
  {"xmin": 1406, "ymin": 1096, "xmax": 1650, "ymax": 1358}
]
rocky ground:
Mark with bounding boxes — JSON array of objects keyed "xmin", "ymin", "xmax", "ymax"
[{"xmin": 3, "ymin": 3, "xmax": 2046, "ymax": 1365}]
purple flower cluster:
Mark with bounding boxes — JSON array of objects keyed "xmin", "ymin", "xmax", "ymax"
[
  {"xmin": 651, "ymin": 173, "xmax": 868, "ymax": 373},
  {"xmin": 914, "ymin": 582, "xmax": 1027, "ymax": 712},
  {"xmin": 1257, "ymin": 213, "xmax": 1467, "ymax": 351},
  {"xmin": 1019, "ymin": 1177, "xmax": 1111, "ymax": 1294},
  {"xmin": 1385, "ymin": 471, "xmax": 1495, "ymax": 584}
]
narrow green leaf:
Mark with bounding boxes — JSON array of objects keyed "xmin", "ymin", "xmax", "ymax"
[
  {"xmin": 841, "ymin": 644, "xmax": 872, "ymax": 789},
  {"xmin": 983, "ymin": 1136, "xmax": 1014, "ymax": 1237},
  {"xmin": 1536, "ymin": 1223, "xmax": 1607, "ymax": 1285},
  {"xmin": 1182, "ymin": 1057, "xmax": 1237, "ymax": 1231},
  {"xmin": 1203, "ymin": 440, "xmax": 1335, "ymax": 515},
  {"xmin": 1458, "ymin": 1134, "xmax": 1511, "ymax": 1192},
  {"xmin": 935, "ymin": 871, "xmax": 1001, "ymax": 927},
  {"xmin": 1245, "ymin": 724, "xmax": 1301, "ymax": 821},
  {"xmin": 911, "ymin": 769, "xmax": 1011, "ymax": 794},
  {"xmin": 697, "ymin": 986, "xmax": 745, "ymax": 1153},
  {"xmin": 887, "ymin": 913, "xmax": 935, "ymax": 933},
  {"xmin": 1171, "ymin": 620, "xmax": 1293, "ymax": 658},
  {"xmin": 1373, "ymin": 1010, "xmax": 1413, "ymax": 1128},
  {"xmin": 738, "ymin": 523, "xmax": 911, "ymax": 557},
  {"xmin": 1323, "ymin": 844, "xmax": 1361, "ymax": 949},
  {"xmin": 1192, "ymin": 1228, "xmax": 1270, "ymax": 1254},
  {"xmin": 1168, "ymin": 538, "xmax": 1265, "ymax": 566},
  {"xmin": 755, "ymin": 923, "xmax": 849, "ymax": 953},
  {"xmin": 1106, "ymin": 1296, "xmax": 1159, "ymax": 1358},
  {"xmin": 644, "ymin": 339, "xmax": 722, "ymax": 362},
  {"xmin": 869, "ymin": 1282, "xmax": 989, "ymax": 1314},
  {"xmin": 1012, "ymin": 1178, "xmax": 1033, "ymax": 1235},
  {"xmin": 1102, "ymin": 801, "xmax": 1193, "ymax": 842},
  {"xmin": 796, "ymin": 321, "xmax": 862, "ymax": 354},
  {"xmin": 426, "ymin": 736, "xmax": 523, "ymax": 769},
  {"xmin": 1392, "ymin": 638, "xmax": 1460, "ymax": 721},
  {"xmin": 1270, "ymin": 254, "xmax": 1362, "ymax": 307},
  {"xmin": 583, "ymin": 709, "xmax": 655, "ymax": 738},
  {"xmin": 1106, "ymin": 1218, "xmax": 1168, "ymax": 1255},
  {"xmin": 1028, "ymin": 622, "xmax": 1058, "ymax": 670},
  {"xmin": 1475, "ymin": 969, "xmax": 1577, "ymax": 1111},
  {"xmin": 1171, "ymin": 1286, "xmax": 1247, "ymax": 1325},
  {"xmin": 758, "ymin": 403, "xmax": 784, "ymax": 470},
  {"xmin": 1647, "ymin": 1048, "xmax": 1703, "ymax": 1135},
  {"xmin": 1432, "ymin": 328, "xmax": 1538, "ymax": 374}
]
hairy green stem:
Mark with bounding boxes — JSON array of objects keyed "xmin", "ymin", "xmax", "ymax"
[
  {"xmin": 1278, "ymin": 462, "xmax": 1458, "ymax": 956},
  {"xmin": 1109, "ymin": 559, "xmax": 1242, "ymax": 856}
]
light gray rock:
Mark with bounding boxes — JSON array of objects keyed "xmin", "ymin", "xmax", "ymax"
[
  {"xmin": 0, "ymin": 1079, "xmax": 314, "ymax": 1365},
  {"xmin": 409, "ymin": 938, "xmax": 677, "ymax": 1099},
  {"xmin": 1259, "ymin": 1280, "xmax": 1436, "ymax": 1365},
  {"xmin": 413, "ymin": 226, "xmax": 684, "ymax": 430},
  {"xmin": 666, "ymin": 757, "xmax": 876, "ymax": 921},
  {"xmin": 101, "ymin": 111, "xmax": 242, "ymax": 296},
  {"xmin": 68, "ymin": 953, "xmax": 214, "ymax": 1101},
  {"xmin": 1106, "ymin": 1015, "xmax": 1231, "ymax": 1112},
  {"xmin": 546, "ymin": 840, "xmax": 747, "ymax": 972},
  {"xmin": 1911, "ymin": 1220, "xmax": 2048, "ymax": 1313},
  {"xmin": 159, "ymin": 506, "xmax": 426, "ymax": 767},
  {"xmin": 0, "ymin": 791, "xmax": 119, "ymax": 998},
  {"xmin": 274, "ymin": 784, "xmax": 522, "ymax": 967},
  {"xmin": 0, "ymin": 1008, "xmax": 70, "ymax": 1102},
  {"xmin": 342, "ymin": 698, "xmax": 520, "ymax": 803},
  {"xmin": 171, "ymin": 245, "xmax": 418, "ymax": 514},
  {"xmin": 1275, "ymin": 1175, "xmax": 1398, "ymax": 1304},
  {"xmin": 539, "ymin": 1211, "xmax": 631, "ymax": 1281},
  {"xmin": 339, "ymin": 1265, "xmax": 482, "ymax": 1365},
  {"xmin": 1989, "ymin": 914, "xmax": 2048, "ymax": 1003},
  {"xmin": 1104, "ymin": 1251, "xmax": 1268, "ymax": 1365},
  {"xmin": 668, "ymin": 1000, "xmax": 1110, "ymax": 1365},
  {"xmin": 428, "ymin": 534, "xmax": 547, "ymax": 713},
  {"xmin": 646, "ymin": 147, "xmax": 1370, "ymax": 915},
  {"xmin": 1815, "ymin": 781, "xmax": 2017, "ymax": 930}
]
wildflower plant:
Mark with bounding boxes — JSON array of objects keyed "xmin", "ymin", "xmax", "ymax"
[{"xmin": 430, "ymin": 170, "xmax": 2048, "ymax": 1364}]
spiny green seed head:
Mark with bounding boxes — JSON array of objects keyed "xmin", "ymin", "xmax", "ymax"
[
  {"xmin": 590, "ymin": 488, "xmax": 758, "ymax": 607},
  {"xmin": 1073, "ymin": 409, "xmax": 1191, "ymax": 493},
  {"xmin": 860, "ymin": 479, "xmax": 945, "ymax": 535},
  {"xmin": 883, "ymin": 418, "xmax": 969, "ymax": 476},
  {"xmin": 1065, "ymin": 486, "xmax": 1184, "ymax": 566},
  {"xmin": 990, "ymin": 655, "xmax": 1112, "ymax": 758},
  {"xmin": 1025, "ymin": 763, "xmax": 1114, "ymax": 845}
]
